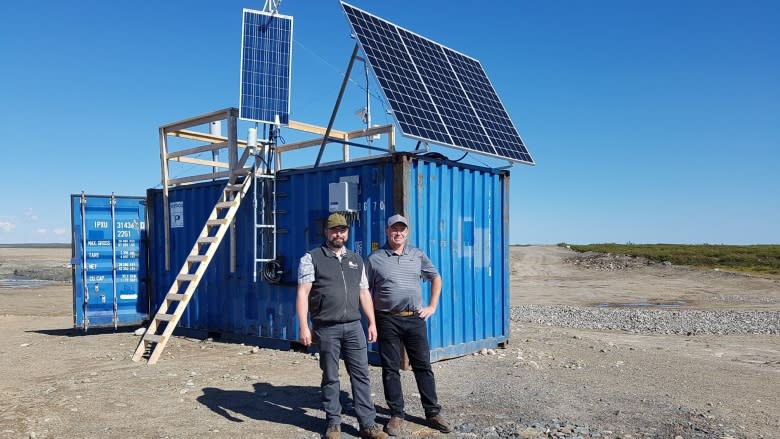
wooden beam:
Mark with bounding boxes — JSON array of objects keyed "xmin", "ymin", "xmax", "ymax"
[
  {"xmin": 161, "ymin": 108, "xmax": 238, "ymax": 134},
  {"xmin": 275, "ymin": 137, "xmax": 325, "ymax": 153},
  {"xmin": 344, "ymin": 124, "xmax": 394, "ymax": 141},
  {"xmin": 237, "ymin": 145, "xmax": 252, "ymax": 168},
  {"xmin": 287, "ymin": 120, "xmax": 347, "ymax": 139},
  {"xmin": 169, "ymin": 156, "xmax": 229, "ymax": 169},
  {"xmin": 171, "ymin": 123, "xmax": 391, "ymax": 156},
  {"xmin": 275, "ymin": 124, "xmax": 395, "ymax": 154},
  {"xmin": 167, "ymin": 142, "xmax": 227, "ymax": 159},
  {"xmin": 171, "ymin": 129, "xmax": 249, "ymax": 147}
]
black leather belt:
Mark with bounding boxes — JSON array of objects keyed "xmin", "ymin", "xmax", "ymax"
[{"xmin": 381, "ymin": 310, "xmax": 416, "ymax": 317}]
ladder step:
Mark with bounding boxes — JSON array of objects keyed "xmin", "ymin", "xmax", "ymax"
[
  {"xmin": 255, "ymin": 174, "xmax": 276, "ymax": 179},
  {"xmin": 144, "ymin": 334, "xmax": 164, "ymax": 343},
  {"xmin": 187, "ymin": 255, "xmax": 208, "ymax": 262},
  {"xmin": 197, "ymin": 237, "xmax": 217, "ymax": 244},
  {"xmin": 155, "ymin": 313, "xmax": 175, "ymax": 322},
  {"xmin": 224, "ymin": 184, "xmax": 243, "ymax": 192},
  {"xmin": 177, "ymin": 274, "xmax": 196, "ymax": 282},
  {"xmin": 166, "ymin": 293, "xmax": 186, "ymax": 302},
  {"xmin": 215, "ymin": 201, "xmax": 236, "ymax": 209},
  {"xmin": 207, "ymin": 219, "xmax": 229, "ymax": 226},
  {"xmin": 256, "ymin": 258, "xmax": 277, "ymax": 263},
  {"xmin": 256, "ymin": 224, "xmax": 275, "ymax": 229}
]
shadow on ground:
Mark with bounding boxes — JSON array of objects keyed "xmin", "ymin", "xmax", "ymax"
[
  {"xmin": 198, "ymin": 382, "xmax": 343, "ymax": 435},
  {"xmin": 29, "ymin": 326, "xmax": 139, "ymax": 337}
]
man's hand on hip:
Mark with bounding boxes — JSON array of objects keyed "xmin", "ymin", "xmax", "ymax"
[{"xmin": 418, "ymin": 305, "xmax": 437, "ymax": 321}]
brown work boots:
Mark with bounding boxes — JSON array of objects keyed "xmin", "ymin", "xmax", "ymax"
[
  {"xmin": 385, "ymin": 416, "xmax": 405, "ymax": 436},
  {"xmin": 324, "ymin": 424, "xmax": 341, "ymax": 439},
  {"xmin": 326, "ymin": 422, "xmax": 388, "ymax": 439},
  {"xmin": 426, "ymin": 414, "xmax": 453, "ymax": 433},
  {"xmin": 359, "ymin": 423, "xmax": 389, "ymax": 439}
]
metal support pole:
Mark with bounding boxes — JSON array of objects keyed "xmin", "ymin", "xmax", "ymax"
[
  {"xmin": 228, "ymin": 112, "xmax": 238, "ymax": 273},
  {"xmin": 364, "ymin": 57, "xmax": 372, "ymax": 150},
  {"xmin": 315, "ymin": 43, "xmax": 360, "ymax": 168},
  {"xmin": 110, "ymin": 193, "xmax": 118, "ymax": 330},
  {"xmin": 80, "ymin": 193, "xmax": 89, "ymax": 331},
  {"xmin": 253, "ymin": 149, "xmax": 258, "ymax": 283}
]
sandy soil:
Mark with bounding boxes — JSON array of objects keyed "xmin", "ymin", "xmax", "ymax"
[{"xmin": 0, "ymin": 246, "xmax": 778, "ymax": 438}]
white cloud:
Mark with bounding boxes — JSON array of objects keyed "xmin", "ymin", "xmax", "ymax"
[
  {"xmin": 54, "ymin": 227, "xmax": 68, "ymax": 236},
  {"xmin": 24, "ymin": 208, "xmax": 39, "ymax": 222},
  {"xmin": 37, "ymin": 228, "xmax": 48, "ymax": 234},
  {"xmin": 0, "ymin": 222, "xmax": 16, "ymax": 232}
]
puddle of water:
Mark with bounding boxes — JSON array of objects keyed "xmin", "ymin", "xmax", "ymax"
[
  {"xmin": 0, "ymin": 278, "xmax": 56, "ymax": 289},
  {"xmin": 596, "ymin": 300, "xmax": 687, "ymax": 308}
]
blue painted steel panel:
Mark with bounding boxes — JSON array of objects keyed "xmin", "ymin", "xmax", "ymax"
[
  {"xmin": 71, "ymin": 194, "xmax": 148, "ymax": 329},
  {"xmin": 396, "ymin": 155, "xmax": 510, "ymax": 362},
  {"xmin": 146, "ymin": 153, "xmax": 509, "ymax": 363}
]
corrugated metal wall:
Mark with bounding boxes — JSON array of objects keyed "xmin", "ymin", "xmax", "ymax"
[
  {"xmin": 147, "ymin": 153, "xmax": 509, "ymax": 362},
  {"xmin": 71, "ymin": 195, "xmax": 148, "ymax": 329},
  {"xmin": 393, "ymin": 155, "xmax": 510, "ymax": 361},
  {"xmin": 275, "ymin": 159, "xmax": 394, "ymax": 283}
]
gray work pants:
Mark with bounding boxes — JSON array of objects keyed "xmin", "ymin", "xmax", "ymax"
[{"xmin": 314, "ymin": 320, "xmax": 376, "ymax": 428}]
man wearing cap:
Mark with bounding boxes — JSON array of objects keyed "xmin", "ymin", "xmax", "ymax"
[
  {"xmin": 366, "ymin": 214, "xmax": 452, "ymax": 435},
  {"xmin": 296, "ymin": 213, "xmax": 388, "ymax": 439}
]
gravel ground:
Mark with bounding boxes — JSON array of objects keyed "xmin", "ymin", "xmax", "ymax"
[
  {"xmin": 427, "ymin": 305, "xmax": 780, "ymax": 439},
  {"xmin": 511, "ymin": 305, "xmax": 780, "ymax": 336}
]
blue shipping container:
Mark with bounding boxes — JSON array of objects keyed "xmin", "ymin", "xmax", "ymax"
[
  {"xmin": 71, "ymin": 194, "xmax": 149, "ymax": 329},
  {"xmin": 146, "ymin": 153, "xmax": 509, "ymax": 362}
]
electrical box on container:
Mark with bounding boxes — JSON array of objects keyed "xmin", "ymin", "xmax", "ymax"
[{"xmin": 329, "ymin": 181, "xmax": 358, "ymax": 212}]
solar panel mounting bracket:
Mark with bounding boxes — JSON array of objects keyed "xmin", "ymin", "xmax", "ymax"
[{"xmin": 314, "ymin": 43, "xmax": 361, "ymax": 168}]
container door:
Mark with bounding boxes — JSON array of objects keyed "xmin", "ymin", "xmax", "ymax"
[{"xmin": 71, "ymin": 194, "xmax": 148, "ymax": 330}]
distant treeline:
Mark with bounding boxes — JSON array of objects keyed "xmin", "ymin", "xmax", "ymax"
[
  {"xmin": 558, "ymin": 243, "xmax": 780, "ymax": 277},
  {"xmin": 0, "ymin": 243, "xmax": 71, "ymax": 248}
]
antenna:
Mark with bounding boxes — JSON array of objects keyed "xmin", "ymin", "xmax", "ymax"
[{"xmin": 263, "ymin": 0, "xmax": 282, "ymax": 14}]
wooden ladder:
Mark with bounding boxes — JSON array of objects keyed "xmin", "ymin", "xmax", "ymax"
[{"xmin": 132, "ymin": 171, "xmax": 253, "ymax": 364}]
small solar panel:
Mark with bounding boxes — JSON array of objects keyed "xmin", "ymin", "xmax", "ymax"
[
  {"xmin": 340, "ymin": 2, "xmax": 534, "ymax": 165},
  {"xmin": 239, "ymin": 9, "xmax": 293, "ymax": 125}
]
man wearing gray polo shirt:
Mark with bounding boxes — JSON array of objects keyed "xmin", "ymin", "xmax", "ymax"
[
  {"xmin": 366, "ymin": 214, "xmax": 452, "ymax": 436},
  {"xmin": 296, "ymin": 213, "xmax": 387, "ymax": 439}
]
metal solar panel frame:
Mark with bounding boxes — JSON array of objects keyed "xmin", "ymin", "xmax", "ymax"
[
  {"xmin": 340, "ymin": 2, "xmax": 534, "ymax": 165},
  {"xmin": 239, "ymin": 8, "xmax": 293, "ymax": 125}
]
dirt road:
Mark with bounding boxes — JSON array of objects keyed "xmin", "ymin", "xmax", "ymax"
[{"xmin": 1, "ymin": 246, "xmax": 778, "ymax": 438}]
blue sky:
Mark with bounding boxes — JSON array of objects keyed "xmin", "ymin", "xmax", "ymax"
[{"xmin": 1, "ymin": 0, "xmax": 778, "ymax": 245}]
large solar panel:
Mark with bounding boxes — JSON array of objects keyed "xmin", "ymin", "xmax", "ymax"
[
  {"xmin": 239, "ymin": 9, "xmax": 293, "ymax": 124},
  {"xmin": 340, "ymin": 2, "xmax": 534, "ymax": 164}
]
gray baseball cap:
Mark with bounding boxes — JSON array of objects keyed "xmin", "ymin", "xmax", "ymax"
[{"xmin": 387, "ymin": 214, "xmax": 409, "ymax": 227}]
